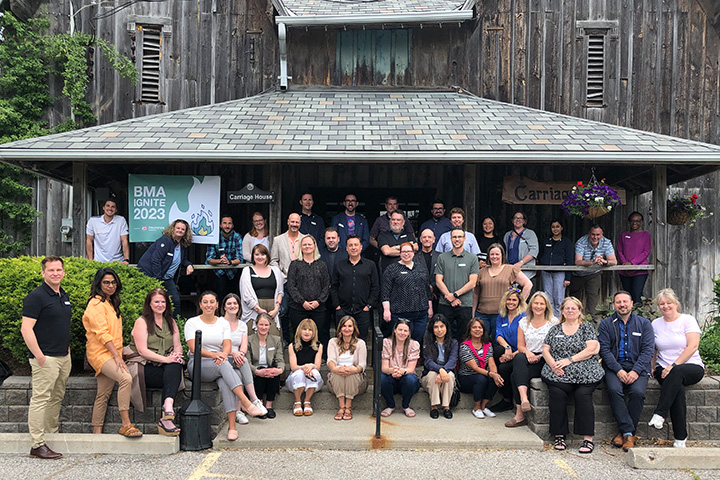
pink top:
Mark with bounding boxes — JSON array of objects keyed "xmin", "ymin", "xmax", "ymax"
[
  {"xmin": 652, "ymin": 314, "xmax": 704, "ymax": 368},
  {"xmin": 616, "ymin": 230, "xmax": 651, "ymax": 277},
  {"xmin": 382, "ymin": 337, "xmax": 420, "ymax": 368}
]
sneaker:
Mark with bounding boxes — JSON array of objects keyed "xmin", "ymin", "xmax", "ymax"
[
  {"xmin": 648, "ymin": 414, "xmax": 665, "ymax": 429},
  {"xmin": 482, "ymin": 408, "xmax": 496, "ymax": 418},
  {"xmin": 673, "ymin": 438, "xmax": 687, "ymax": 448},
  {"xmin": 235, "ymin": 411, "xmax": 249, "ymax": 425},
  {"xmin": 252, "ymin": 399, "xmax": 268, "ymax": 416},
  {"xmin": 472, "ymin": 409, "xmax": 485, "ymax": 419}
]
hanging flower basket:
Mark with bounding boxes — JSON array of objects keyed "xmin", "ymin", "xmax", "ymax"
[
  {"xmin": 667, "ymin": 193, "xmax": 712, "ymax": 227},
  {"xmin": 561, "ymin": 178, "xmax": 622, "ymax": 218}
]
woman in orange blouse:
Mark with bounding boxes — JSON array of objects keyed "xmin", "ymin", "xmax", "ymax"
[{"xmin": 83, "ymin": 267, "xmax": 141, "ymax": 437}]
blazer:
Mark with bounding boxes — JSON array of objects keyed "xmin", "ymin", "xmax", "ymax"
[
  {"xmin": 331, "ymin": 212, "xmax": 370, "ymax": 251},
  {"xmin": 137, "ymin": 234, "xmax": 191, "ymax": 280},
  {"xmin": 270, "ymin": 231, "xmax": 307, "ymax": 277},
  {"xmin": 597, "ymin": 312, "xmax": 655, "ymax": 376},
  {"xmin": 247, "ymin": 333, "xmax": 285, "ymax": 374},
  {"xmin": 239, "ymin": 265, "xmax": 285, "ymax": 330}
]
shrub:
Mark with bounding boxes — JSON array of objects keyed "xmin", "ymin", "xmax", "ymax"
[
  {"xmin": 0, "ymin": 256, "xmax": 163, "ymax": 367},
  {"xmin": 701, "ymin": 275, "xmax": 720, "ymax": 374},
  {"xmin": 594, "ymin": 295, "xmax": 658, "ymax": 322}
]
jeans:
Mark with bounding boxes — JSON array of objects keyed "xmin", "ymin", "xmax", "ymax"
[
  {"xmin": 475, "ymin": 313, "xmax": 498, "ymax": 343},
  {"xmin": 162, "ymin": 279, "xmax": 181, "ymax": 319},
  {"xmin": 437, "ymin": 304, "xmax": 472, "ymax": 340},
  {"xmin": 381, "ymin": 373, "xmax": 420, "ymax": 409},
  {"xmin": 541, "ymin": 271, "xmax": 567, "ymax": 318},
  {"xmin": 653, "ymin": 364, "xmax": 704, "ymax": 440},
  {"xmin": 457, "ymin": 373, "xmax": 498, "ymax": 402},
  {"xmin": 382, "ymin": 311, "xmax": 427, "ymax": 344},
  {"xmin": 604, "ymin": 366, "xmax": 649, "ymax": 434},
  {"xmin": 619, "ymin": 274, "xmax": 648, "ymax": 304}
]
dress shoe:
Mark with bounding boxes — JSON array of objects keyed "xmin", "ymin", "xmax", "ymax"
[
  {"xmin": 429, "ymin": 408, "xmax": 439, "ymax": 419},
  {"xmin": 443, "ymin": 409, "xmax": 453, "ymax": 419},
  {"xmin": 612, "ymin": 432, "xmax": 624, "ymax": 448},
  {"xmin": 622, "ymin": 435, "xmax": 636, "ymax": 451},
  {"xmin": 30, "ymin": 444, "xmax": 62, "ymax": 459}
]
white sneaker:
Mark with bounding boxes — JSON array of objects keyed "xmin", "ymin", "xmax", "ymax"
[
  {"xmin": 648, "ymin": 414, "xmax": 664, "ymax": 429},
  {"xmin": 236, "ymin": 411, "xmax": 249, "ymax": 425},
  {"xmin": 673, "ymin": 438, "xmax": 687, "ymax": 448},
  {"xmin": 252, "ymin": 399, "xmax": 268, "ymax": 416},
  {"xmin": 482, "ymin": 408, "xmax": 496, "ymax": 418},
  {"xmin": 472, "ymin": 409, "xmax": 485, "ymax": 419}
]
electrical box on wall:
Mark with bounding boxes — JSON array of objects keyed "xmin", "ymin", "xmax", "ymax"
[{"xmin": 61, "ymin": 218, "xmax": 73, "ymax": 243}]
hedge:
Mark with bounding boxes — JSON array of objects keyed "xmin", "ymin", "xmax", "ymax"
[{"xmin": 0, "ymin": 256, "xmax": 164, "ymax": 366}]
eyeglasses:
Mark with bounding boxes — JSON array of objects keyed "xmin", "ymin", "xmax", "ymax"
[
  {"xmin": 102, "ymin": 280, "xmax": 117, "ymax": 286},
  {"xmin": 629, "ymin": 220, "xmax": 642, "ymax": 223},
  {"xmin": 513, "ymin": 216, "xmax": 524, "ymax": 220},
  {"xmin": 344, "ymin": 199, "xmax": 358, "ymax": 203},
  {"xmin": 400, "ymin": 250, "xmax": 414, "ymax": 254}
]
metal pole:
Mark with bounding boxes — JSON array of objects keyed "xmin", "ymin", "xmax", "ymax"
[
  {"xmin": 373, "ymin": 321, "xmax": 383, "ymax": 439},
  {"xmin": 192, "ymin": 330, "xmax": 202, "ymax": 399}
]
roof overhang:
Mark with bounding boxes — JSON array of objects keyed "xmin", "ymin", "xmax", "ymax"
[{"xmin": 275, "ymin": 10, "xmax": 474, "ymax": 27}]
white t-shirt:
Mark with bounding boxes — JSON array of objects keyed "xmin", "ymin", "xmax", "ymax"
[
  {"xmin": 520, "ymin": 316, "xmax": 559, "ymax": 353},
  {"xmin": 652, "ymin": 314, "xmax": 704, "ymax": 368},
  {"xmin": 86, "ymin": 215, "xmax": 129, "ymax": 263},
  {"xmin": 184, "ymin": 316, "xmax": 231, "ymax": 353},
  {"xmin": 337, "ymin": 351, "xmax": 354, "ymax": 367},
  {"xmin": 226, "ymin": 317, "xmax": 248, "ymax": 351}
]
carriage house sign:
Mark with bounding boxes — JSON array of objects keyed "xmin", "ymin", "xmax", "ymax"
[
  {"xmin": 502, "ymin": 176, "xmax": 627, "ymax": 205},
  {"xmin": 227, "ymin": 183, "xmax": 276, "ymax": 204}
]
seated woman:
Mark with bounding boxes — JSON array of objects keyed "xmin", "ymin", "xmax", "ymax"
[
  {"xmin": 506, "ymin": 291, "xmax": 557, "ymax": 428},
  {"xmin": 327, "ymin": 315, "xmax": 367, "ymax": 421},
  {"xmin": 420, "ymin": 314, "xmax": 458, "ymax": 419},
  {"xmin": 222, "ymin": 293, "xmax": 268, "ymax": 424},
  {"xmin": 457, "ymin": 318, "xmax": 503, "ymax": 419},
  {"xmin": 83, "ymin": 267, "xmax": 141, "ymax": 437},
  {"xmin": 541, "ymin": 297, "xmax": 604, "ymax": 453},
  {"xmin": 125, "ymin": 288, "xmax": 184, "ymax": 436},
  {"xmin": 286, "ymin": 235, "xmax": 329, "ymax": 339},
  {"xmin": 247, "ymin": 313, "xmax": 285, "ymax": 419},
  {"xmin": 242, "ymin": 211, "xmax": 272, "ymax": 261},
  {"xmin": 286, "ymin": 318, "xmax": 324, "ymax": 416},
  {"xmin": 239, "ymin": 244, "xmax": 284, "ymax": 336},
  {"xmin": 491, "ymin": 288, "xmax": 528, "ymax": 413},
  {"xmin": 648, "ymin": 288, "xmax": 705, "ymax": 448},
  {"xmin": 380, "ymin": 319, "xmax": 421, "ymax": 417},
  {"xmin": 184, "ymin": 291, "xmax": 263, "ymax": 441}
]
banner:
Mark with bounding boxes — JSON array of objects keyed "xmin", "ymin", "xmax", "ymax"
[
  {"xmin": 128, "ymin": 174, "xmax": 221, "ymax": 244},
  {"xmin": 502, "ymin": 176, "xmax": 626, "ymax": 205}
]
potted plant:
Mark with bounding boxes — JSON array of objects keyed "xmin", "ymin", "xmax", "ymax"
[
  {"xmin": 561, "ymin": 179, "xmax": 623, "ymax": 219},
  {"xmin": 667, "ymin": 193, "xmax": 712, "ymax": 227}
]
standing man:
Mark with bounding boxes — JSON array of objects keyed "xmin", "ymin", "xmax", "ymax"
[
  {"xmin": 571, "ymin": 224, "xmax": 617, "ymax": 323},
  {"xmin": 417, "ymin": 228, "xmax": 440, "ymax": 311},
  {"xmin": 331, "ymin": 235, "xmax": 379, "ymax": 342},
  {"xmin": 435, "ymin": 227, "xmax": 480, "ymax": 339},
  {"xmin": 86, "ymin": 198, "xmax": 130, "ymax": 264},
  {"xmin": 598, "ymin": 291, "xmax": 654, "ymax": 451},
  {"xmin": 377, "ymin": 211, "xmax": 417, "ymax": 273},
  {"xmin": 298, "ymin": 192, "xmax": 325, "ymax": 244},
  {"xmin": 420, "ymin": 199, "xmax": 452, "ymax": 247},
  {"xmin": 271, "ymin": 213, "xmax": 306, "ymax": 345},
  {"xmin": 503, "ymin": 211, "xmax": 539, "ymax": 280},
  {"xmin": 319, "ymin": 227, "xmax": 347, "ymax": 354},
  {"xmin": 20, "ymin": 256, "xmax": 72, "ymax": 459},
  {"xmin": 369, "ymin": 196, "xmax": 414, "ymax": 249},
  {"xmin": 435, "ymin": 207, "xmax": 480, "ymax": 254},
  {"xmin": 331, "ymin": 193, "xmax": 370, "ymax": 251},
  {"xmin": 205, "ymin": 215, "xmax": 243, "ymax": 301}
]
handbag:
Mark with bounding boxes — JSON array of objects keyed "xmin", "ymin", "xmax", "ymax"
[{"xmin": 449, "ymin": 380, "xmax": 461, "ymax": 408}]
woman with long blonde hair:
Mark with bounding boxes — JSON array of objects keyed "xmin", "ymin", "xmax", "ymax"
[{"xmin": 286, "ymin": 318, "xmax": 323, "ymax": 416}]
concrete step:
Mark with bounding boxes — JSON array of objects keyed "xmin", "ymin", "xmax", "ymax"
[{"xmin": 0, "ymin": 432, "xmax": 179, "ymax": 455}]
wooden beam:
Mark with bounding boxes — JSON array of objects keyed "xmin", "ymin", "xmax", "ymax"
[
  {"xmin": 652, "ymin": 165, "xmax": 668, "ymax": 291},
  {"xmin": 72, "ymin": 162, "xmax": 88, "ymax": 258},
  {"xmin": 269, "ymin": 163, "xmax": 283, "ymax": 239},
  {"xmin": 464, "ymin": 164, "xmax": 477, "ymax": 233}
]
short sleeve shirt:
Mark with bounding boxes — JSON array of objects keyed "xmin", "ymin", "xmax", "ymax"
[
  {"xmin": 435, "ymin": 249, "xmax": 480, "ymax": 307},
  {"xmin": 184, "ymin": 316, "xmax": 231, "ymax": 353},
  {"xmin": 574, "ymin": 235, "xmax": 615, "ymax": 277},
  {"xmin": 541, "ymin": 322, "xmax": 604, "ymax": 384},
  {"xmin": 228, "ymin": 318, "xmax": 249, "ymax": 351},
  {"xmin": 86, "ymin": 215, "xmax": 129, "ymax": 262},
  {"xmin": 652, "ymin": 314, "xmax": 704, "ymax": 368},
  {"xmin": 22, "ymin": 282, "xmax": 72, "ymax": 358},
  {"xmin": 382, "ymin": 337, "xmax": 420, "ymax": 368},
  {"xmin": 457, "ymin": 341, "xmax": 494, "ymax": 376}
]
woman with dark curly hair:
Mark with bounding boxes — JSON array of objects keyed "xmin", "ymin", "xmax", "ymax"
[
  {"xmin": 83, "ymin": 267, "xmax": 141, "ymax": 437},
  {"xmin": 420, "ymin": 314, "xmax": 458, "ymax": 419},
  {"xmin": 137, "ymin": 219, "xmax": 194, "ymax": 318}
]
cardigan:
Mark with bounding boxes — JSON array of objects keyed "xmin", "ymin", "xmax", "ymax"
[
  {"xmin": 239, "ymin": 265, "xmax": 285, "ymax": 330},
  {"xmin": 326, "ymin": 338, "xmax": 367, "ymax": 372},
  {"xmin": 83, "ymin": 296, "xmax": 123, "ymax": 375}
]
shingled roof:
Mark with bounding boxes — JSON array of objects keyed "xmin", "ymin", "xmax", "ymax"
[
  {"xmin": 273, "ymin": 0, "xmax": 471, "ymax": 17},
  {"xmin": 2, "ymin": 88, "xmax": 720, "ymax": 165}
]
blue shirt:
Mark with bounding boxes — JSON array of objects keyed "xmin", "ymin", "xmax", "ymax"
[
  {"xmin": 205, "ymin": 230, "xmax": 243, "ymax": 279},
  {"xmin": 164, "ymin": 244, "xmax": 182, "ymax": 280},
  {"xmin": 574, "ymin": 235, "xmax": 616, "ymax": 277},
  {"xmin": 618, "ymin": 320, "xmax": 631, "ymax": 362},
  {"xmin": 300, "ymin": 212, "xmax": 325, "ymax": 244},
  {"xmin": 495, "ymin": 312, "xmax": 526, "ymax": 350},
  {"xmin": 420, "ymin": 217, "xmax": 453, "ymax": 245},
  {"xmin": 435, "ymin": 230, "xmax": 481, "ymax": 254}
]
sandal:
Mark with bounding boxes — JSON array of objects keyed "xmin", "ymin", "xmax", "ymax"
[
  {"xmin": 334, "ymin": 407, "xmax": 345, "ymax": 421},
  {"xmin": 343, "ymin": 406, "xmax": 353, "ymax": 420},
  {"xmin": 578, "ymin": 439, "xmax": 595, "ymax": 454},
  {"xmin": 380, "ymin": 407, "xmax": 394, "ymax": 417},
  {"xmin": 157, "ymin": 420, "xmax": 180, "ymax": 437},
  {"xmin": 293, "ymin": 401, "xmax": 303, "ymax": 416},
  {"xmin": 553, "ymin": 435, "xmax": 566, "ymax": 451},
  {"xmin": 303, "ymin": 401, "xmax": 313, "ymax": 416},
  {"xmin": 227, "ymin": 429, "xmax": 238, "ymax": 441},
  {"xmin": 118, "ymin": 423, "xmax": 143, "ymax": 438},
  {"xmin": 161, "ymin": 408, "xmax": 175, "ymax": 421},
  {"xmin": 403, "ymin": 407, "xmax": 416, "ymax": 418}
]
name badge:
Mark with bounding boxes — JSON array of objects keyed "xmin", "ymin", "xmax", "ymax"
[
  {"xmin": 338, "ymin": 223, "xmax": 345, "ymax": 228},
  {"xmin": 166, "ymin": 252, "xmax": 174, "ymax": 256},
  {"xmin": 545, "ymin": 244, "xmax": 552, "ymax": 247},
  {"xmin": 64, "ymin": 301, "xmax": 71, "ymax": 305},
  {"xmin": 400, "ymin": 271, "xmax": 409, "ymax": 275},
  {"xmin": 555, "ymin": 334, "xmax": 565, "ymax": 338},
  {"xmin": 458, "ymin": 263, "xmax": 466, "ymax": 267},
  {"xmin": 311, "ymin": 221, "xmax": 317, "ymax": 225},
  {"xmin": 251, "ymin": 274, "xmax": 259, "ymax": 278},
  {"xmin": 400, "ymin": 235, "xmax": 407, "ymax": 239},
  {"xmin": 501, "ymin": 323, "xmax": 508, "ymax": 327},
  {"xmin": 625, "ymin": 235, "xmax": 632, "ymax": 239},
  {"xmin": 268, "ymin": 347, "xmax": 276, "ymax": 351},
  {"xmin": 632, "ymin": 331, "xmax": 642, "ymax": 336}
]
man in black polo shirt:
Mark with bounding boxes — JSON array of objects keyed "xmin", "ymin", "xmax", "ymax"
[
  {"xmin": 331, "ymin": 235, "xmax": 379, "ymax": 343},
  {"xmin": 20, "ymin": 256, "xmax": 72, "ymax": 460}
]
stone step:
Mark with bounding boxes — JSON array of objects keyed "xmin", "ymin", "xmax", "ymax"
[{"xmin": 0, "ymin": 432, "xmax": 179, "ymax": 455}]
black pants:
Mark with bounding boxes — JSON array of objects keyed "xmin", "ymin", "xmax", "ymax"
[
  {"xmin": 144, "ymin": 362, "xmax": 184, "ymax": 402},
  {"xmin": 437, "ymin": 304, "xmax": 472, "ymax": 340},
  {"xmin": 288, "ymin": 307, "xmax": 326, "ymax": 343},
  {"xmin": 511, "ymin": 352, "xmax": 545, "ymax": 405},
  {"xmin": 253, "ymin": 373, "xmax": 281, "ymax": 402},
  {"xmin": 493, "ymin": 345, "xmax": 514, "ymax": 401},
  {"xmin": 213, "ymin": 273, "xmax": 239, "ymax": 303},
  {"xmin": 544, "ymin": 379, "xmax": 600, "ymax": 436},
  {"xmin": 653, "ymin": 364, "xmax": 704, "ymax": 440},
  {"xmin": 336, "ymin": 308, "xmax": 371, "ymax": 344}
]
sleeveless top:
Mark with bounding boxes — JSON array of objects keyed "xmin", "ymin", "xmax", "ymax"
[
  {"xmin": 295, "ymin": 339, "xmax": 317, "ymax": 365},
  {"xmin": 129, "ymin": 317, "xmax": 174, "ymax": 356}
]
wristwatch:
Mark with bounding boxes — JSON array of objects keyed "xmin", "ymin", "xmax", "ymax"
[{"xmin": 453, "ymin": 292, "xmax": 459, "ymax": 298}]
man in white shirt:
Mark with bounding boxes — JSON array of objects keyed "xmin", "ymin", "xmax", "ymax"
[{"xmin": 85, "ymin": 199, "xmax": 130, "ymax": 264}]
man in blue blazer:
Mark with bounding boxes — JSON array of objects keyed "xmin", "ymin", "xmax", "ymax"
[{"xmin": 331, "ymin": 193, "xmax": 369, "ymax": 251}]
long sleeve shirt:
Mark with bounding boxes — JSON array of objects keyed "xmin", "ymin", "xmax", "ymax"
[
  {"xmin": 331, "ymin": 257, "xmax": 379, "ymax": 314},
  {"xmin": 286, "ymin": 259, "xmax": 330, "ymax": 310}
]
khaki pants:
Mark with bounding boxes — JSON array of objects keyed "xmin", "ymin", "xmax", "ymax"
[
  {"xmin": 28, "ymin": 354, "xmax": 71, "ymax": 448},
  {"xmin": 421, "ymin": 371, "xmax": 456, "ymax": 408},
  {"xmin": 92, "ymin": 358, "xmax": 132, "ymax": 428},
  {"xmin": 327, "ymin": 372, "xmax": 366, "ymax": 399}
]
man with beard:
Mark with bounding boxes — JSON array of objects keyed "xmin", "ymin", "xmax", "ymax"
[
  {"xmin": 377, "ymin": 211, "xmax": 417, "ymax": 273},
  {"xmin": 205, "ymin": 215, "xmax": 243, "ymax": 300}
]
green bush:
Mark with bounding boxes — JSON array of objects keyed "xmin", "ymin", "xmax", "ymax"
[
  {"xmin": 701, "ymin": 275, "xmax": 720, "ymax": 374},
  {"xmin": 0, "ymin": 256, "xmax": 163, "ymax": 366}
]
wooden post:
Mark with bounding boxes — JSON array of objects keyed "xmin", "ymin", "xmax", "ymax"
[
  {"xmin": 464, "ymin": 164, "xmax": 478, "ymax": 233},
  {"xmin": 652, "ymin": 166, "xmax": 668, "ymax": 291},
  {"xmin": 269, "ymin": 163, "xmax": 282, "ymax": 239},
  {"xmin": 72, "ymin": 162, "xmax": 88, "ymax": 258}
]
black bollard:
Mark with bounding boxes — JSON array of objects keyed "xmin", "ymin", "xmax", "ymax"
[{"xmin": 178, "ymin": 330, "xmax": 213, "ymax": 450}]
